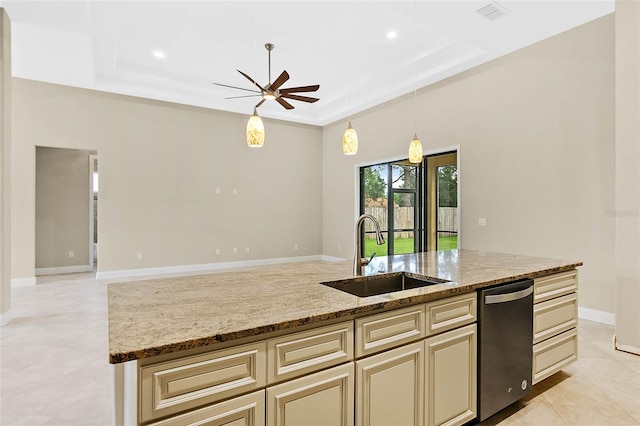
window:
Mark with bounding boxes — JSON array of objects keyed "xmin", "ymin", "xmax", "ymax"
[{"xmin": 359, "ymin": 152, "xmax": 458, "ymax": 257}]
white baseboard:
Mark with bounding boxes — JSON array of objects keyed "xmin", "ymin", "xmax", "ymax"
[
  {"xmin": 321, "ymin": 255, "xmax": 347, "ymax": 261},
  {"xmin": 96, "ymin": 255, "xmax": 337, "ymax": 280},
  {"xmin": 614, "ymin": 341, "xmax": 640, "ymax": 356},
  {"xmin": 0, "ymin": 309, "xmax": 10, "ymax": 327},
  {"xmin": 11, "ymin": 277, "xmax": 36, "ymax": 287},
  {"xmin": 578, "ymin": 306, "xmax": 616, "ymax": 325},
  {"xmin": 35, "ymin": 265, "xmax": 93, "ymax": 276}
]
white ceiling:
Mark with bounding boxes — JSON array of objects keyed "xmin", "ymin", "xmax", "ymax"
[{"xmin": 1, "ymin": 1, "xmax": 614, "ymax": 126}]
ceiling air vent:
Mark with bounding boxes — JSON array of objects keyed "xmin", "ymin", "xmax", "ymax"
[{"xmin": 476, "ymin": 2, "xmax": 509, "ymax": 21}]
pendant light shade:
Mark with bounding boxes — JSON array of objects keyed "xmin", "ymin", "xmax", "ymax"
[
  {"xmin": 408, "ymin": 134, "xmax": 423, "ymax": 164},
  {"xmin": 246, "ymin": 108, "xmax": 265, "ymax": 148},
  {"xmin": 342, "ymin": 121, "xmax": 358, "ymax": 155}
]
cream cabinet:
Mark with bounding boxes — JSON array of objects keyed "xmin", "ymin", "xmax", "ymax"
[
  {"xmin": 148, "ymin": 390, "xmax": 265, "ymax": 426},
  {"xmin": 425, "ymin": 324, "xmax": 477, "ymax": 426},
  {"xmin": 139, "ymin": 342, "xmax": 267, "ymax": 424},
  {"xmin": 355, "ymin": 304, "xmax": 424, "ymax": 357},
  {"xmin": 135, "ymin": 291, "xmax": 483, "ymax": 426},
  {"xmin": 355, "ymin": 294, "xmax": 477, "ymax": 426},
  {"xmin": 267, "ymin": 321, "xmax": 353, "ymax": 384},
  {"xmin": 355, "ymin": 341, "xmax": 424, "ymax": 426},
  {"xmin": 266, "ymin": 363, "xmax": 354, "ymax": 426},
  {"xmin": 532, "ymin": 271, "xmax": 578, "ymax": 384}
]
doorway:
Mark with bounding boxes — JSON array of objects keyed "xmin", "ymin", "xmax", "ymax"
[
  {"xmin": 425, "ymin": 152, "xmax": 458, "ymax": 251},
  {"xmin": 359, "ymin": 149, "xmax": 459, "ymax": 256},
  {"xmin": 90, "ymin": 154, "xmax": 98, "ymax": 269},
  {"xmin": 35, "ymin": 147, "xmax": 98, "ymax": 275}
]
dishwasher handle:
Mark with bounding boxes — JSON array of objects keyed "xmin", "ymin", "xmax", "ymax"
[{"xmin": 484, "ymin": 286, "xmax": 533, "ymax": 304}]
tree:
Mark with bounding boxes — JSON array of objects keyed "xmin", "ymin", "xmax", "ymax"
[
  {"xmin": 438, "ymin": 165, "xmax": 458, "ymax": 207},
  {"xmin": 393, "ymin": 166, "xmax": 416, "ymax": 207},
  {"xmin": 364, "ymin": 167, "xmax": 386, "ymax": 204}
]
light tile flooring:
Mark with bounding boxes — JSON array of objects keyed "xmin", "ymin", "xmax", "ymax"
[{"xmin": 1, "ymin": 271, "xmax": 639, "ymax": 425}]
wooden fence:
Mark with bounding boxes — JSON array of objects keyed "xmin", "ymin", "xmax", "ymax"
[{"xmin": 363, "ymin": 207, "xmax": 457, "ymax": 238}]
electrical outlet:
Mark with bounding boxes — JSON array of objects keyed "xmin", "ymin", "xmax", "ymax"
[
  {"xmin": 294, "ymin": 244, "xmax": 299, "ymax": 250},
  {"xmin": 215, "ymin": 188, "xmax": 221, "ymax": 195},
  {"xmin": 232, "ymin": 189, "xmax": 238, "ymax": 195},
  {"xmin": 245, "ymin": 247, "xmax": 250, "ymax": 253},
  {"xmin": 136, "ymin": 252, "xmax": 143, "ymax": 260},
  {"xmin": 233, "ymin": 248, "xmax": 238, "ymax": 254},
  {"xmin": 478, "ymin": 218, "xmax": 487, "ymax": 227},
  {"xmin": 338, "ymin": 244, "xmax": 341, "ymax": 251},
  {"xmin": 68, "ymin": 251, "xmax": 74, "ymax": 258},
  {"xmin": 215, "ymin": 248, "xmax": 221, "ymax": 255}
]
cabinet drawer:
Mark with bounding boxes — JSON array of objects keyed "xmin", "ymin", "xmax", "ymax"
[
  {"xmin": 532, "ymin": 328, "xmax": 578, "ymax": 385},
  {"xmin": 425, "ymin": 293, "xmax": 476, "ymax": 337},
  {"xmin": 533, "ymin": 293, "xmax": 578, "ymax": 344},
  {"xmin": 534, "ymin": 271, "xmax": 578, "ymax": 303},
  {"xmin": 148, "ymin": 390, "xmax": 265, "ymax": 426},
  {"xmin": 267, "ymin": 321, "xmax": 353, "ymax": 384},
  {"xmin": 356, "ymin": 305, "xmax": 425, "ymax": 357},
  {"xmin": 140, "ymin": 342, "xmax": 266, "ymax": 423}
]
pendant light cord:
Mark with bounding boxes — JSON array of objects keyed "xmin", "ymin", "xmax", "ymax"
[{"xmin": 413, "ymin": 0, "xmax": 418, "ymax": 135}]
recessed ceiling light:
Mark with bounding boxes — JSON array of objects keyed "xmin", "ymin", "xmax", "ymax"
[
  {"xmin": 387, "ymin": 31, "xmax": 398, "ymax": 39},
  {"xmin": 152, "ymin": 50, "xmax": 166, "ymax": 59}
]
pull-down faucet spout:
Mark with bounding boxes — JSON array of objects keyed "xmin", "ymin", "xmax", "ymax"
[{"xmin": 354, "ymin": 214, "xmax": 385, "ymax": 276}]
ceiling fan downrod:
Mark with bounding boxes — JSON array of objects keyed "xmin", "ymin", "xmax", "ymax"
[{"xmin": 265, "ymin": 43, "xmax": 274, "ymax": 85}]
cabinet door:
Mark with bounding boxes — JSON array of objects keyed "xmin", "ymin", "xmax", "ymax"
[
  {"xmin": 356, "ymin": 341, "xmax": 424, "ymax": 426},
  {"xmin": 266, "ymin": 363, "xmax": 354, "ymax": 426},
  {"xmin": 149, "ymin": 390, "xmax": 265, "ymax": 426},
  {"xmin": 425, "ymin": 324, "xmax": 477, "ymax": 426}
]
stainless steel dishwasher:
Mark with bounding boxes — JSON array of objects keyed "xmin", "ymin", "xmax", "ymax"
[{"xmin": 477, "ymin": 279, "xmax": 534, "ymax": 422}]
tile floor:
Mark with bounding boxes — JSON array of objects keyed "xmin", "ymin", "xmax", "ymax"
[{"xmin": 1, "ymin": 271, "xmax": 639, "ymax": 425}]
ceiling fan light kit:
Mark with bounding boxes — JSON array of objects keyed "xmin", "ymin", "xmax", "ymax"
[
  {"xmin": 214, "ymin": 43, "xmax": 320, "ymax": 149},
  {"xmin": 215, "ymin": 43, "xmax": 320, "ymax": 111}
]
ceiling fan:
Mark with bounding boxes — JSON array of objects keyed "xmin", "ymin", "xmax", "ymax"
[{"xmin": 214, "ymin": 43, "xmax": 320, "ymax": 110}]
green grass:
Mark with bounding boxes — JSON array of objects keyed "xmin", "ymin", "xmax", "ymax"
[
  {"xmin": 364, "ymin": 235, "xmax": 457, "ymax": 257},
  {"xmin": 438, "ymin": 235, "xmax": 458, "ymax": 250}
]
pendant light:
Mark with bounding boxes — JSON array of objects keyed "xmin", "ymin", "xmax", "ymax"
[
  {"xmin": 408, "ymin": 0, "xmax": 423, "ymax": 164},
  {"xmin": 246, "ymin": 108, "xmax": 265, "ymax": 148},
  {"xmin": 409, "ymin": 133, "xmax": 423, "ymax": 163},
  {"xmin": 342, "ymin": 3, "xmax": 358, "ymax": 155},
  {"xmin": 342, "ymin": 121, "xmax": 358, "ymax": 155}
]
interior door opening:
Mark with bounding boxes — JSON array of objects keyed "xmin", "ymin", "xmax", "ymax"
[{"xmin": 90, "ymin": 155, "xmax": 98, "ymax": 269}]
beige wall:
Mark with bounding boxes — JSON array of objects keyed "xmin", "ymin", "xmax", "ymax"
[
  {"xmin": 12, "ymin": 79, "xmax": 322, "ymax": 277},
  {"xmin": 614, "ymin": 1, "xmax": 640, "ymax": 353},
  {"xmin": 1, "ymin": 8, "xmax": 11, "ymax": 324},
  {"xmin": 36, "ymin": 147, "xmax": 95, "ymax": 270},
  {"xmin": 322, "ymin": 16, "xmax": 616, "ymax": 315}
]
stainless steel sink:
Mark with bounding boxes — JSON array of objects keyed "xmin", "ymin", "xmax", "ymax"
[{"xmin": 321, "ymin": 273, "xmax": 449, "ymax": 297}]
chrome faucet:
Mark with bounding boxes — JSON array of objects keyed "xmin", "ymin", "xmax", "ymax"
[{"xmin": 354, "ymin": 213, "xmax": 385, "ymax": 276}]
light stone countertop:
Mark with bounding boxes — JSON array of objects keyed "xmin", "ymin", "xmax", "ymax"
[{"xmin": 107, "ymin": 249, "xmax": 582, "ymax": 363}]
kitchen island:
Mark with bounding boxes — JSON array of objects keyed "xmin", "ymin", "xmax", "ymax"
[{"xmin": 109, "ymin": 249, "xmax": 581, "ymax": 425}]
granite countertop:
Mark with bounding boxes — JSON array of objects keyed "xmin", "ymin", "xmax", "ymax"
[{"xmin": 107, "ymin": 249, "xmax": 582, "ymax": 364}]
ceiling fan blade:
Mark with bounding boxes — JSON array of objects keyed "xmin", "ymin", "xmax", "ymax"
[
  {"xmin": 280, "ymin": 93, "xmax": 319, "ymax": 103},
  {"xmin": 213, "ymin": 82, "xmax": 261, "ymax": 94},
  {"xmin": 225, "ymin": 94, "xmax": 262, "ymax": 100},
  {"xmin": 269, "ymin": 70, "xmax": 290, "ymax": 91},
  {"xmin": 255, "ymin": 99, "xmax": 266, "ymax": 108},
  {"xmin": 280, "ymin": 84, "xmax": 320, "ymax": 94},
  {"xmin": 276, "ymin": 97, "xmax": 295, "ymax": 110},
  {"xmin": 237, "ymin": 69, "xmax": 266, "ymax": 92}
]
